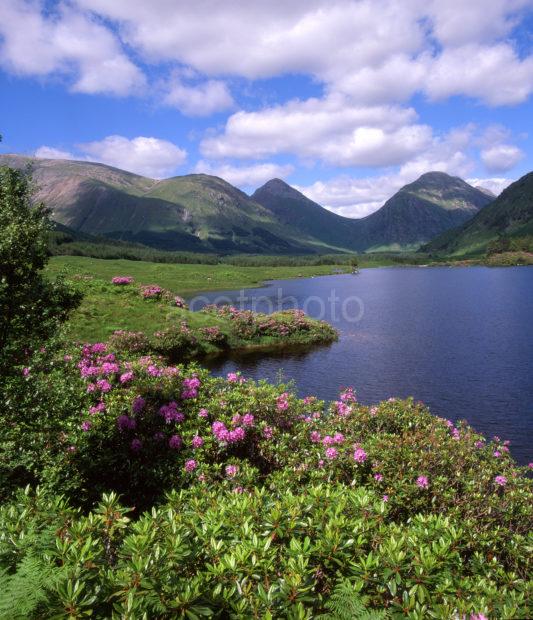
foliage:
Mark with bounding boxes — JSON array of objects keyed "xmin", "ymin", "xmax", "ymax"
[
  {"xmin": 0, "ymin": 166, "xmax": 81, "ymax": 373},
  {"xmin": 0, "ymin": 483, "xmax": 530, "ymax": 618}
]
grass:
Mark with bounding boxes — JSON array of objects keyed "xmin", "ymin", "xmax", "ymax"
[{"xmin": 47, "ymin": 255, "xmax": 350, "ymax": 296}]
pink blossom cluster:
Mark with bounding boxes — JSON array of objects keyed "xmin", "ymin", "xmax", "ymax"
[
  {"xmin": 159, "ymin": 401, "xmax": 185, "ymax": 424},
  {"xmin": 141, "ymin": 284, "xmax": 164, "ymax": 299},
  {"xmin": 182, "ymin": 376, "xmax": 201, "ymax": 399},
  {"xmin": 174, "ymin": 296, "xmax": 187, "ymax": 308},
  {"xmin": 212, "ymin": 421, "xmax": 245, "ymax": 444},
  {"xmin": 111, "ymin": 276, "xmax": 134, "ymax": 285},
  {"xmin": 276, "ymin": 392, "xmax": 290, "ymax": 412}
]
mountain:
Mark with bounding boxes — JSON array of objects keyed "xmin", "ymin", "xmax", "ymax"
[
  {"xmin": 422, "ymin": 171, "xmax": 533, "ymax": 256},
  {"xmin": 251, "ymin": 179, "xmax": 361, "ymax": 252},
  {"xmin": 0, "ymin": 155, "xmax": 327, "ymax": 254},
  {"xmin": 253, "ymin": 172, "xmax": 492, "ymax": 252},
  {"xmin": 1, "ymin": 155, "xmax": 491, "ymax": 254}
]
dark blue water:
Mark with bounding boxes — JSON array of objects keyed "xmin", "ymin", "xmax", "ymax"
[{"xmin": 189, "ymin": 267, "xmax": 533, "ymax": 464}]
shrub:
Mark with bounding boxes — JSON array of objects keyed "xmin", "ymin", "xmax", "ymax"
[
  {"xmin": 0, "ymin": 485, "xmax": 530, "ymax": 618},
  {"xmin": 111, "ymin": 275, "xmax": 134, "ymax": 285},
  {"xmin": 0, "ymin": 166, "xmax": 81, "ymax": 373},
  {"xmin": 150, "ymin": 322, "xmax": 200, "ymax": 361},
  {"xmin": 107, "ymin": 330, "xmax": 151, "ymax": 355}
]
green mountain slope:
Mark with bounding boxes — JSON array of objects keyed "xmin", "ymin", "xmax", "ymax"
[
  {"xmin": 0, "ymin": 155, "xmax": 322, "ymax": 254},
  {"xmin": 1, "ymin": 155, "xmax": 490, "ymax": 254},
  {"xmin": 422, "ymin": 171, "xmax": 533, "ymax": 256},
  {"xmin": 253, "ymin": 172, "xmax": 492, "ymax": 252}
]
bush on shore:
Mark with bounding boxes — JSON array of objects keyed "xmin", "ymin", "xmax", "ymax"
[{"xmin": 1, "ymin": 341, "xmax": 531, "ymax": 617}]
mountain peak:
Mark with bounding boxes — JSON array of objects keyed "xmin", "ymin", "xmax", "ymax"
[{"xmin": 253, "ymin": 178, "xmax": 298, "ymax": 198}]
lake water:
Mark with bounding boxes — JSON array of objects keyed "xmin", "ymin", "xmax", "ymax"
[{"xmin": 189, "ymin": 267, "xmax": 533, "ymax": 464}]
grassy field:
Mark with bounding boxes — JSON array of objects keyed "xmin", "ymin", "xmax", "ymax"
[{"xmin": 48, "ymin": 255, "xmax": 350, "ymax": 296}]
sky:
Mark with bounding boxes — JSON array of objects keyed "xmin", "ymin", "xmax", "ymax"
[{"xmin": 0, "ymin": 0, "xmax": 532, "ymax": 218}]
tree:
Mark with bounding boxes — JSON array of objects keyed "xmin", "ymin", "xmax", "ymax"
[{"xmin": 0, "ymin": 165, "xmax": 81, "ymax": 373}]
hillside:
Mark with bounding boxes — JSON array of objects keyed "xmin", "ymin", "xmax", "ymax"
[
  {"xmin": 1, "ymin": 155, "xmax": 490, "ymax": 254},
  {"xmin": 423, "ymin": 171, "xmax": 533, "ymax": 256},
  {"xmin": 253, "ymin": 172, "xmax": 491, "ymax": 252},
  {"xmin": 0, "ymin": 155, "xmax": 324, "ymax": 254}
]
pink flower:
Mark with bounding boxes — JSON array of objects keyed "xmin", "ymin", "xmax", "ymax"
[
  {"xmin": 263, "ymin": 426, "xmax": 273, "ymax": 439},
  {"xmin": 374, "ymin": 473, "xmax": 383, "ymax": 482},
  {"xmin": 353, "ymin": 448, "xmax": 367, "ymax": 463},
  {"xmin": 198, "ymin": 408, "xmax": 209, "ymax": 418},
  {"xmin": 227, "ymin": 372, "xmax": 240, "ymax": 383},
  {"xmin": 382, "ymin": 494, "xmax": 389, "ymax": 502},
  {"xmin": 192, "ymin": 435, "xmax": 204, "ymax": 448},
  {"xmin": 310, "ymin": 431, "xmax": 321, "ymax": 443},
  {"xmin": 225, "ymin": 464, "xmax": 238, "ymax": 478},
  {"xmin": 416, "ymin": 475, "xmax": 429, "ymax": 489},
  {"xmin": 494, "ymin": 475, "xmax": 507, "ymax": 486},
  {"xmin": 117, "ymin": 415, "xmax": 136, "ymax": 431},
  {"xmin": 89, "ymin": 402, "xmax": 105, "ymax": 415},
  {"xmin": 528, "ymin": 463, "xmax": 533, "ymax": 469},
  {"xmin": 169, "ymin": 434, "xmax": 183, "ymax": 450},
  {"xmin": 96, "ymin": 379, "xmax": 112, "ymax": 393},
  {"xmin": 369, "ymin": 406, "xmax": 378, "ymax": 416},
  {"xmin": 333, "ymin": 432, "xmax": 345, "ymax": 444},
  {"xmin": 474, "ymin": 440, "xmax": 484, "ymax": 448},
  {"xmin": 325, "ymin": 447, "xmax": 338, "ymax": 460},
  {"xmin": 276, "ymin": 392, "xmax": 290, "ymax": 411},
  {"xmin": 242, "ymin": 413, "xmax": 254, "ymax": 427},
  {"xmin": 81, "ymin": 421, "xmax": 92, "ymax": 432},
  {"xmin": 185, "ymin": 459, "xmax": 197, "ymax": 472},
  {"xmin": 470, "ymin": 614, "xmax": 488, "ymax": 620},
  {"xmin": 493, "ymin": 450, "xmax": 501, "ymax": 458},
  {"xmin": 132, "ymin": 396, "xmax": 146, "ymax": 414},
  {"xmin": 120, "ymin": 371, "xmax": 134, "ymax": 384},
  {"xmin": 112, "ymin": 276, "xmax": 134, "ymax": 285},
  {"xmin": 322, "ymin": 435, "xmax": 335, "ymax": 446},
  {"xmin": 233, "ymin": 486, "xmax": 244, "ymax": 494},
  {"xmin": 130, "ymin": 438, "xmax": 142, "ymax": 451},
  {"xmin": 22, "ymin": 367, "xmax": 30, "ymax": 377}
]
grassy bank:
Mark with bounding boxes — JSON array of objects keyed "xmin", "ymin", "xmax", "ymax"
[
  {"xmin": 47, "ymin": 255, "xmax": 351, "ymax": 296},
  {"xmin": 46, "ymin": 257, "xmax": 338, "ymax": 357}
]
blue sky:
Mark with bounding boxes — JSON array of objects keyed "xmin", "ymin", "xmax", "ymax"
[{"xmin": 1, "ymin": 0, "xmax": 532, "ymax": 217}]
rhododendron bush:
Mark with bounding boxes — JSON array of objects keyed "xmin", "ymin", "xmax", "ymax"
[{"xmin": 1, "ymin": 343, "xmax": 532, "ymax": 617}]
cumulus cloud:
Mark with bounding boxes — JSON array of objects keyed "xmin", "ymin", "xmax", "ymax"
[
  {"xmin": 34, "ymin": 146, "xmax": 74, "ymax": 160},
  {"xmin": 71, "ymin": 0, "xmax": 533, "ymax": 106},
  {"xmin": 201, "ymin": 94, "xmax": 432, "ymax": 167},
  {"xmin": 78, "ymin": 136, "xmax": 187, "ymax": 178},
  {"xmin": 195, "ymin": 160, "xmax": 294, "ymax": 188},
  {"xmin": 162, "ymin": 71, "xmax": 234, "ymax": 116},
  {"xmin": 480, "ymin": 144, "xmax": 525, "ymax": 173},
  {"xmin": 295, "ymin": 125, "xmax": 479, "ymax": 218},
  {"xmin": 467, "ymin": 177, "xmax": 514, "ymax": 195},
  {"xmin": 0, "ymin": 0, "xmax": 145, "ymax": 96}
]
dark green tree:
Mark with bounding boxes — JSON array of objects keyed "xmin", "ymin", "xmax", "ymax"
[{"xmin": 0, "ymin": 164, "xmax": 81, "ymax": 373}]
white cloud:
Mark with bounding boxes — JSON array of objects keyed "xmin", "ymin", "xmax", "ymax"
[
  {"xmin": 425, "ymin": 44, "xmax": 533, "ymax": 106},
  {"xmin": 79, "ymin": 136, "xmax": 187, "ymax": 178},
  {"xmin": 480, "ymin": 144, "xmax": 525, "ymax": 173},
  {"xmin": 72, "ymin": 0, "xmax": 533, "ymax": 106},
  {"xmin": 34, "ymin": 146, "xmax": 74, "ymax": 159},
  {"xmin": 467, "ymin": 177, "xmax": 514, "ymax": 195},
  {"xmin": 295, "ymin": 125, "xmax": 479, "ymax": 217},
  {"xmin": 194, "ymin": 160, "xmax": 294, "ymax": 187},
  {"xmin": 2, "ymin": 0, "xmax": 533, "ymax": 110},
  {"xmin": 201, "ymin": 94, "xmax": 432, "ymax": 167},
  {"xmin": 162, "ymin": 73, "xmax": 234, "ymax": 116},
  {"xmin": 0, "ymin": 0, "xmax": 145, "ymax": 96}
]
